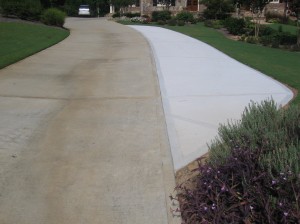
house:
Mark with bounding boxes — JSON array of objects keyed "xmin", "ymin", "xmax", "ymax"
[
  {"xmin": 265, "ymin": 0, "xmax": 288, "ymax": 16},
  {"xmin": 109, "ymin": 0, "xmax": 289, "ymax": 17},
  {"xmin": 109, "ymin": 0, "xmax": 206, "ymax": 15}
]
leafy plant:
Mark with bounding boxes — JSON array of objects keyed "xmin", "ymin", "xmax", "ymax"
[
  {"xmin": 167, "ymin": 18, "xmax": 177, "ymax": 26},
  {"xmin": 175, "ymin": 100, "xmax": 300, "ymax": 223},
  {"xmin": 202, "ymin": 0, "xmax": 233, "ymax": 20},
  {"xmin": 224, "ymin": 17, "xmax": 246, "ymax": 35},
  {"xmin": 152, "ymin": 10, "xmax": 171, "ymax": 22},
  {"xmin": 112, "ymin": 12, "xmax": 121, "ymax": 17},
  {"xmin": 177, "ymin": 20, "xmax": 185, "ymax": 26},
  {"xmin": 41, "ymin": 8, "xmax": 66, "ymax": 27},
  {"xmin": 204, "ymin": 19, "xmax": 223, "ymax": 29},
  {"xmin": 176, "ymin": 11, "xmax": 194, "ymax": 22},
  {"xmin": 157, "ymin": 20, "xmax": 166, "ymax": 25},
  {"xmin": 0, "ymin": 0, "xmax": 42, "ymax": 21}
]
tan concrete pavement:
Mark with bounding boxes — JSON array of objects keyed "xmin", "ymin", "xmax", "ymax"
[{"xmin": 0, "ymin": 18, "xmax": 179, "ymax": 224}]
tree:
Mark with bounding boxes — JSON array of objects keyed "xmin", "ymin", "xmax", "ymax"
[
  {"xmin": 110, "ymin": 0, "xmax": 135, "ymax": 13},
  {"xmin": 201, "ymin": 0, "xmax": 234, "ymax": 20},
  {"xmin": 289, "ymin": 0, "xmax": 300, "ymax": 17},
  {"xmin": 0, "ymin": 0, "xmax": 42, "ymax": 20},
  {"xmin": 63, "ymin": 0, "xmax": 109, "ymax": 16},
  {"xmin": 238, "ymin": 0, "xmax": 270, "ymax": 38}
]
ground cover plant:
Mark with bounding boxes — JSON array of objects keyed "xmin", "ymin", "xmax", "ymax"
[
  {"xmin": 175, "ymin": 100, "xmax": 300, "ymax": 223},
  {"xmin": 0, "ymin": 22, "xmax": 69, "ymax": 69}
]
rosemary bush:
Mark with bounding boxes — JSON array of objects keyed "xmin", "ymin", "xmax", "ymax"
[{"xmin": 176, "ymin": 100, "xmax": 300, "ymax": 223}]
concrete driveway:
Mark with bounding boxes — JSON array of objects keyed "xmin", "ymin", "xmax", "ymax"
[
  {"xmin": 129, "ymin": 26, "xmax": 293, "ymax": 171},
  {"xmin": 0, "ymin": 18, "xmax": 178, "ymax": 224}
]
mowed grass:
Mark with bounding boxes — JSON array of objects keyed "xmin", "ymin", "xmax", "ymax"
[
  {"xmin": 0, "ymin": 22, "xmax": 69, "ymax": 69},
  {"xmin": 266, "ymin": 23, "xmax": 299, "ymax": 35},
  {"xmin": 155, "ymin": 23, "xmax": 300, "ymax": 104}
]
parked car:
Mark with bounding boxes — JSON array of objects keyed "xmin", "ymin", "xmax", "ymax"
[{"xmin": 78, "ymin": 5, "xmax": 90, "ymax": 16}]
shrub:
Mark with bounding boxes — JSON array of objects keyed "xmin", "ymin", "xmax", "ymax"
[
  {"xmin": 0, "ymin": 0, "xmax": 42, "ymax": 20},
  {"xmin": 177, "ymin": 20, "xmax": 185, "ymax": 26},
  {"xmin": 152, "ymin": 10, "xmax": 171, "ymax": 22},
  {"xmin": 175, "ymin": 100, "xmax": 300, "ymax": 223},
  {"xmin": 278, "ymin": 32, "xmax": 297, "ymax": 45},
  {"xmin": 260, "ymin": 35, "xmax": 275, "ymax": 46},
  {"xmin": 202, "ymin": 0, "xmax": 233, "ymax": 20},
  {"xmin": 167, "ymin": 18, "xmax": 177, "ymax": 26},
  {"xmin": 204, "ymin": 19, "xmax": 223, "ymax": 29},
  {"xmin": 245, "ymin": 36, "xmax": 259, "ymax": 44},
  {"xmin": 176, "ymin": 11, "xmax": 194, "ymax": 22},
  {"xmin": 189, "ymin": 18, "xmax": 197, "ymax": 24},
  {"xmin": 257, "ymin": 26, "xmax": 297, "ymax": 47},
  {"xmin": 224, "ymin": 17, "xmax": 246, "ymax": 35},
  {"xmin": 157, "ymin": 20, "xmax": 166, "ymax": 25},
  {"xmin": 41, "ymin": 8, "xmax": 66, "ymax": 27},
  {"xmin": 259, "ymin": 25, "xmax": 276, "ymax": 36},
  {"xmin": 112, "ymin": 12, "xmax": 120, "ymax": 18}
]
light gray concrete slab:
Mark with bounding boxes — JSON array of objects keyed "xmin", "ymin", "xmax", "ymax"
[
  {"xmin": 0, "ymin": 18, "xmax": 180, "ymax": 224},
  {"xmin": 129, "ymin": 25, "xmax": 293, "ymax": 171}
]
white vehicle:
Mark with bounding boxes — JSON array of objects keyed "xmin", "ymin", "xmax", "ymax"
[{"xmin": 78, "ymin": 5, "xmax": 90, "ymax": 16}]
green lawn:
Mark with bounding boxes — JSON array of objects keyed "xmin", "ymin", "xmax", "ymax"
[
  {"xmin": 266, "ymin": 23, "xmax": 299, "ymax": 35},
  {"xmin": 119, "ymin": 20, "xmax": 300, "ymax": 104},
  {"xmin": 0, "ymin": 22, "xmax": 69, "ymax": 69}
]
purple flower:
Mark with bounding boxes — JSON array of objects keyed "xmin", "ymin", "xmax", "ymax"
[
  {"xmin": 250, "ymin": 205, "xmax": 254, "ymax": 210},
  {"xmin": 211, "ymin": 204, "xmax": 216, "ymax": 210},
  {"xmin": 284, "ymin": 212, "xmax": 288, "ymax": 216},
  {"xmin": 272, "ymin": 180, "xmax": 277, "ymax": 185}
]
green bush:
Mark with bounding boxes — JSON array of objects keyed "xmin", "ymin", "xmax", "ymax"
[
  {"xmin": 189, "ymin": 17, "xmax": 197, "ymax": 24},
  {"xmin": 245, "ymin": 36, "xmax": 259, "ymax": 44},
  {"xmin": 209, "ymin": 100, "xmax": 300, "ymax": 166},
  {"xmin": 176, "ymin": 100, "xmax": 300, "ymax": 223},
  {"xmin": 176, "ymin": 11, "xmax": 194, "ymax": 22},
  {"xmin": 259, "ymin": 29, "xmax": 297, "ymax": 47},
  {"xmin": 224, "ymin": 17, "xmax": 246, "ymax": 35},
  {"xmin": 167, "ymin": 18, "xmax": 177, "ymax": 26},
  {"xmin": 41, "ymin": 8, "xmax": 66, "ymax": 27},
  {"xmin": 204, "ymin": 19, "xmax": 223, "ymax": 29},
  {"xmin": 0, "ymin": 0, "xmax": 42, "ymax": 20},
  {"xmin": 112, "ymin": 12, "xmax": 120, "ymax": 18},
  {"xmin": 202, "ymin": 0, "xmax": 233, "ymax": 20},
  {"xmin": 277, "ymin": 32, "xmax": 297, "ymax": 45},
  {"xmin": 157, "ymin": 20, "xmax": 166, "ymax": 25},
  {"xmin": 259, "ymin": 26, "xmax": 276, "ymax": 36},
  {"xmin": 177, "ymin": 20, "xmax": 185, "ymax": 26},
  {"xmin": 152, "ymin": 10, "xmax": 171, "ymax": 22}
]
